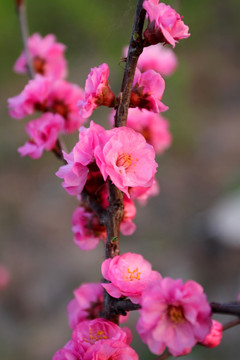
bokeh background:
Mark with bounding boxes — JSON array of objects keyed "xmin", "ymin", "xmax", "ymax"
[{"xmin": 1, "ymin": 0, "xmax": 240, "ymax": 359}]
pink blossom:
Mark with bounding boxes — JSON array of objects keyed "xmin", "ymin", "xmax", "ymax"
[
  {"xmin": 129, "ymin": 178, "xmax": 160, "ymax": 205},
  {"xmin": 201, "ymin": 320, "xmax": 222, "ymax": 348},
  {"xmin": 67, "ymin": 283, "xmax": 103, "ymax": 330},
  {"xmin": 72, "ymin": 318, "xmax": 131, "ymax": 351},
  {"xmin": 124, "ymin": 44, "xmax": 177, "ymax": 76},
  {"xmin": 56, "ymin": 122, "xmax": 105, "ymax": 196},
  {"xmin": 96, "ymin": 126, "xmax": 158, "ymax": 197},
  {"xmin": 18, "ymin": 113, "xmax": 64, "ymax": 159},
  {"xmin": 67, "ymin": 282, "xmax": 129, "ymax": 330},
  {"xmin": 0, "ymin": 265, "xmax": 10, "ymax": 290},
  {"xmin": 137, "ymin": 277, "xmax": 212, "ymax": 356},
  {"xmin": 72, "ymin": 206, "xmax": 106, "ymax": 251},
  {"xmin": 8, "ymin": 75, "xmax": 85, "ymax": 133},
  {"xmin": 14, "ymin": 33, "xmax": 67, "ymax": 80},
  {"xmin": 83, "ymin": 340, "xmax": 138, "ymax": 360},
  {"xmin": 143, "ymin": 1, "xmax": 190, "ymax": 47},
  {"xmin": 102, "ymin": 252, "xmax": 161, "ymax": 304},
  {"xmin": 78, "ymin": 63, "xmax": 115, "ymax": 119},
  {"xmin": 52, "ymin": 340, "xmax": 84, "ymax": 360},
  {"xmin": 131, "ymin": 68, "xmax": 168, "ymax": 112}
]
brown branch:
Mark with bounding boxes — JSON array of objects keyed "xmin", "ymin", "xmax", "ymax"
[
  {"xmin": 155, "ymin": 351, "xmax": 171, "ymax": 360},
  {"xmin": 114, "ymin": 0, "xmax": 146, "ymax": 127},
  {"xmin": 211, "ymin": 302, "xmax": 240, "ymax": 317},
  {"xmin": 102, "ymin": 0, "xmax": 146, "ymax": 324},
  {"xmin": 223, "ymin": 317, "xmax": 240, "ymax": 331},
  {"xmin": 15, "ymin": 0, "xmax": 34, "ymax": 78}
]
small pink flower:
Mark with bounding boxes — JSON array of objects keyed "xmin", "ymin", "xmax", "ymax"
[
  {"xmin": 78, "ymin": 63, "xmax": 116, "ymax": 119},
  {"xmin": 18, "ymin": 113, "xmax": 64, "ymax": 159},
  {"xmin": 124, "ymin": 44, "xmax": 177, "ymax": 76},
  {"xmin": 67, "ymin": 282, "xmax": 129, "ymax": 330},
  {"xmin": 96, "ymin": 126, "xmax": 158, "ymax": 197},
  {"xmin": 0, "ymin": 265, "xmax": 10, "ymax": 290},
  {"xmin": 72, "ymin": 318, "xmax": 131, "ymax": 351},
  {"xmin": 52, "ymin": 340, "xmax": 84, "ymax": 360},
  {"xmin": 14, "ymin": 33, "xmax": 67, "ymax": 80},
  {"xmin": 8, "ymin": 75, "xmax": 85, "ymax": 133},
  {"xmin": 137, "ymin": 277, "xmax": 212, "ymax": 356},
  {"xmin": 102, "ymin": 252, "xmax": 161, "ymax": 304},
  {"xmin": 143, "ymin": 1, "xmax": 190, "ymax": 47},
  {"xmin": 120, "ymin": 196, "xmax": 137, "ymax": 236},
  {"xmin": 131, "ymin": 68, "xmax": 168, "ymax": 112},
  {"xmin": 201, "ymin": 320, "xmax": 222, "ymax": 348},
  {"xmin": 72, "ymin": 206, "xmax": 106, "ymax": 251},
  {"xmin": 83, "ymin": 340, "xmax": 138, "ymax": 360},
  {"xmin": 56, "ymin": 122, "xmax": 105, "ymax": 196},
  {"xmin": 67, "ymin": 283, "xmax": 103, "ymax": 330}
]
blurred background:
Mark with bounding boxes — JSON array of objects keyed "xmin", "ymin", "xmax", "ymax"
[{"xmin": 0, "ymin": 0, "xmax": 240, "ymax": 359}]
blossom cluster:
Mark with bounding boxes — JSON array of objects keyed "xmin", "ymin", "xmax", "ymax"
[{"xmin": 9, "ymin": 2, "xmax": 226, "ymax": 360}]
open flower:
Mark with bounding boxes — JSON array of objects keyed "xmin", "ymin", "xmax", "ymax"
[
  {"xmin": 102, "ymin": 252, "xmax": 161, "ymax": 303},
  {"xmin": 8, "ymin": 75, "xmax": 85, "ymax": 133},
  {"xmin": 131, "ymin": 68, "xmax": 168, "ymax": 112},
  {"xmin": 96, "ymin": 126, "xmax": 158, "ymax": 197},
  {"xmin": 18, "ymin": 113, "xmax": 64, "ymax": 159},
  {"xmin": 84, "ymin": 340, "xmax": 138, "ymax": 360},
  {"xmin": 14, "ymin": 33, "xmax": 67, "ymax": 79},
  {"xmin": 137, "ymin": 277, "xmax": 212, "ymax": 356},
  {"xmin": 78, "ymin": 63, "xmax": 116, "ymax": 119},
  {"xmin": 143, "ymin": 0, "xmax": 190, "ymax": 47}
]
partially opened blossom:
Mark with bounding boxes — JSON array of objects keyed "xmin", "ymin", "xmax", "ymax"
[
  {"xmin": 67, "ymin": 283, "xmax": 103, "ymax": 330},
  {"xmin": 14, "ymin": 33, "xmax": 67, "ymax": 80},
  {"xmin": 143, "ymin": 0, "xmax": 190, "ymax": 47},
  {"xmin": 78, "ymin": 63, "xmax": 115, "ymax": 119},
  {"xmin": 96, "ymin": 126, "xmax": 158, "ymax": 197},
  {"xmin": 201, "ymin": 320, "xmax": 222, "ymax": 348},
  {"xmin": 72, "ymin": 318, "xmax": 131, "ymax": 351},
  {"xmin": 72, "ymin": 206, "xmax": 106, "ymax": 251},
  {"xmin": 137, "ymin": 277, "xmax": 212, "ymax": 356},
  {"xmin": 83, "ymin": 340, "xmax": 138, "ymax": 360},
  {"xmin": 131, "ymin": 68, "xmax": 168, "ymax": 112},
  {"xmin": 18, "ymin": 113, "xmax": 64, "ymax": 159},
  {"xmin": 8, "ymin": 75, "xmax": 85, "ymax": 133},
  {"xmin": 124, "ymin": 44, "xmax": 177, "ymax": 76},
  {"xmin": 102, "ymin": 252, "xmax": 161, "ymax": 304},
  {"xmin": 56, "ymin": 122, "xmax": 105, "ymax": 196}
]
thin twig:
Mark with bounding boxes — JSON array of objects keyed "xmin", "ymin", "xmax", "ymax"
[
  {"xmin": 155, "ymin": 351, "xmax": 171, "ymax": 360},
  {"xmin": 223, "ymin": 317, "xmax": 240, "ymax": 331},
  {"xmin": 15, "ymin": 0, "xmax": 34, "ymax": 78}
]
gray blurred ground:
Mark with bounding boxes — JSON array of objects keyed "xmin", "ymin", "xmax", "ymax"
[{"xmin": 0, "ymin": 1, "xmax": 240, "ymax": 359}]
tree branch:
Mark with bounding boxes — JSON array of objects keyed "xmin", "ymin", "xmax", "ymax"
[
  {"xmin": 15, "ymin": 0, "xmax": 34, "ymax": 78},
  {"xmin": 211, "ymin": 302, "xmax": 240, "ymax": 317}
]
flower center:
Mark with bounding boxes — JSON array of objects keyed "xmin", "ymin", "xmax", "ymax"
[
  {"xmin": 116, "ymin": 153, "xmax": 133, "ymax": 169},
  {"xmin": 33, "ymin": 56, "xmax": 46, "ymax": 75},
  {"xmin": 168, "ymin": 305, "xmax": 185, "ymax": 324},
  {"xmin": 125, "ymin": 267, "xmax": 141, "ymax": 281},
  {"xmin": 52, "ymin": 100, "xmax": 69, "ymax": 119},
  {"xmin": 88, "ymin": 327, "xmax": 108, "ymax": 342}
]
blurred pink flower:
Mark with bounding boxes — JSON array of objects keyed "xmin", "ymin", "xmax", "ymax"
[
  {"xmin": 124, "ymin": 44, "xmax": 177, "ymax": 76},
  {"xmin": 14, "ymin": 33, "xmax": 67, "ymax": 79},
  {"xmin": 143, "ymin": 1, "xmax": 190, "ymax": 47},
  {"xmin": 137, "ymin": 277, "xmax": 212, "ymax": 356},
  {"xmin": 18, "ymin": 113, "xmax": 64, "ymax": 159},
  {"xmin": 8, "ymin": 75, "xmax": 85, "ymax": 133},
  {"xmin": 72, "ymin": 206, "xmax": 106, "ymax": 251},
  {"xmin": 83, "ymin": 340, "xmax": 138, "ymax": 360},
  {"xmin": 78, "ymin": 63, "xmax": 115, "ymax": 119},
  {"xmin": 129, "ymin": 177, "xmax": 160, "ymax": 205},
  {"xmin": 52, "ymin": 340, "xmax": 84, "ymax": 360},
  {"xmin": 0, "ymin": 265, "xmax": 10, "ymax": 290},
  {"xmin": 102, "ymin": 252, "xmax": 161, "ymax": 304},
  {"xmin": 201, "ymin": 320, "xmax": 222, "ymax": 348},
  {"xmin": 131, "ymin": 68, "xmax": 168, "ymax": 112}
]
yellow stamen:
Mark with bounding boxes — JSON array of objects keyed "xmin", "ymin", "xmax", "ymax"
[
  {"xmin": 116, "ymin": 153, "xmax": 133, "ymax": 169},
  {"xmin": 168, "ymin": 305, "xmax": 185, "ymax": 324},
  {"xmin": 125, "ymin": 267, "xmax": 141, "ymax": 281}
]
